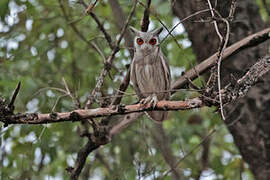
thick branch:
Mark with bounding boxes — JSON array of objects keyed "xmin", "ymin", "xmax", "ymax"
[
  {"xmin": 69, "ymin": 140, "xmax": 100, "ymax": 180},
  {"xmin": 223, "ymin": 55, "xmax": 270, "ymax": 102},
  {"xmin": 172, "ymin": 27, "xmax": 270, "ymax": 90}
]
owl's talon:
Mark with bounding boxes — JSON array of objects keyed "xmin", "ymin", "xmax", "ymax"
[
  {"xmin": 140, "ymin": 96, "xmax": 151, "ymax": 105},
  {"xmin": 140, "ymin": 94, "xmax": 158, "ymax": 108},
  {"xmin": 150, "ymin": 95, "xmax": 158, "ymax": 108}
]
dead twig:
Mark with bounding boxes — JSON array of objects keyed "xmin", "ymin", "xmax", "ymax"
[
  {"xmin": 216, "ymin": 18, "xmax": 230, "ymax": 120},
  {"xmin": 207, "ymin": 0, "xmax": 223, "ymax": 42},
  {"xmin": 8, "ymin": 81, "xmax": 21, "ymax": 112}
]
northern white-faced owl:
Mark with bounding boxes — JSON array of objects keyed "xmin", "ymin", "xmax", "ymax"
[{"xmin": 130, "ymin": 26, "xmax": 171, "ymax": 122}]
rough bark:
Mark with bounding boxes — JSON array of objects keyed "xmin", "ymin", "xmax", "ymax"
[{"xmin": 172, "ymin": 0, "xmax": 270, "ymax": 179}]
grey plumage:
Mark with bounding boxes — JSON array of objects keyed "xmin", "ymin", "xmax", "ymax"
[{"xmin": 130, "ymin": 26, "xmax": 171, "ymax": 122}]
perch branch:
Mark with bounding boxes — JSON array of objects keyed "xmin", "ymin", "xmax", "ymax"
[{"xmin": 0, "ymin": 98, "xmax": 203, "ymax": 125}]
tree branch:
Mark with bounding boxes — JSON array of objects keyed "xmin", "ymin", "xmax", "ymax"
[
  {"xmin": 69, "ymin": 139, "xmax": 100, "ymax": 180},
  {"xmin": 78, "ymin": 0, "xmax": 114, "ymax": 49},
  {"xmin": 140, "ymin": 0, "xmax": 151, "ymax": 32},
  {"xmin": 1, "ymin": 55, "xmax": 269, "ymax": 126},
  {"xmin": 172, "ymin": 27, "xmax": 270, "ymax": 91},
  {"xmin": 0, "ymin": 98, "xmax": 203, "ymax": 125}
]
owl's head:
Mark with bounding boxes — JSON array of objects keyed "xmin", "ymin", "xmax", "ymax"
[{"xmin": 130, "ymin": 26, "xmax": 163, "ymax": 55}]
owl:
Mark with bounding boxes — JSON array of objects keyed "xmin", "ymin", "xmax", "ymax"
[{"xmin": 130, "ymin": 26, "xmax": 171, "ymax": 122}]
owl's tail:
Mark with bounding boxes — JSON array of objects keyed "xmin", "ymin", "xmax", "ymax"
[{"xmin": 146, "ymin": 111, "xmax": 168, "ymax": 123}]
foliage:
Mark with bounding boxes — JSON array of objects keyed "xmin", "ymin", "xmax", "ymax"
[{"xmin": 1, "ymin": 0, "xmax": 268, "ymax": 179}]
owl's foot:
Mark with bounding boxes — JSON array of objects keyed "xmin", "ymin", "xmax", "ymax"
[{"xmin": 140, "ymin": 94, "xmax": 158, "ymax": 108}]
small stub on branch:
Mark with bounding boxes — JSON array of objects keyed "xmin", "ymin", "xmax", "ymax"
[{"xmin": 187, "ymin": 98, "xmax": 203, "ymax": 108}]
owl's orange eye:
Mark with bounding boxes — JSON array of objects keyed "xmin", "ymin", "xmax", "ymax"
[
  {"xmin": 149, "ymin": 38, "xmax": 157, "ymax": 45},
  {"xmin": 136, "ymin": 38, "xmax": 144, "ymax": 45}
]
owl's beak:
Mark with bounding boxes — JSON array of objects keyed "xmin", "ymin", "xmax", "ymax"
[
  {"xmin": 142, "ymin": 46, "xmax": 152, "ymax": 55},
  {"xmin": 144, "ymin": 46, "xmax": 150, "ymax": 51}
]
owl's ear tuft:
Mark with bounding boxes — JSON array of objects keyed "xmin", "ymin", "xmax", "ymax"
[
  {"xmin": 152, "ymin": 27, "xmax": 163, "ymax": 36},
  {"xmin": 129, "ymin": 26, "xmax": 140, "ymax": 36}
]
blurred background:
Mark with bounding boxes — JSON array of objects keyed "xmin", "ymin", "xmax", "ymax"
[{"xmin": 1, "ymin": 0, "xmax": 270, "ymax": 179}]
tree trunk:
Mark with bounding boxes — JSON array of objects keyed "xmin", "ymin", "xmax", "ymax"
[{"xmin": 172, "ymin": 0, "xmax": 270, "ymax": 179}]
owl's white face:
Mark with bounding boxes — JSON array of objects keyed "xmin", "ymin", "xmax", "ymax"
[
  {"xmin": 133, "ymin": 33, "xmax": 159, "ymax": 56},
  {"xmin": 130, "ymin": 27, "xmax": 163, "ymax": 56}
]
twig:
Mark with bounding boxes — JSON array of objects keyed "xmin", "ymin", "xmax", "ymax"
[
  {"xmin": 8, "ymin": 81, "xmax": 21, "ymax": 111},
  {"xmin": 216, "ymin": 18, "xmax": 230, "ymax": 120},
  {"xmin": 110, "ymin": 69, "xmax": 131, "ymax": 105},
  {"xmin": 90, "ymin": 12, "xmax": 114, "ymax": 49},
  {"xmin": 226, "ymin": 55, "xmax": 270, "ymax": 100},
  {"xmin": 84, "ymin": 0, "xmax": 99, "ymax": 14},
  {"xmin": 62, "ymin": 77, "xmax": 81, "ymax": 108},
  {"xmin": 79, "ymin": 0, "xmax": 114, "ymax": 50},
  {"xmin": 107, "ymin": 0, "xmax": 152, "ymax": 107},
  {"xmin": 52, "ymin": 94, "xmax": 68, "ymax": 112},
  {"xmin": 85, "ymin": 0, "xmax": 138, "ymax": 108},
  {"xmin": 108, "ymin": 0, "xmax": 134, "ymax": 56},
  {"xmin": 161, "ymin": 129, "xmax": 216, "ymax": 179},
  {"xmin": 207, "ymin": 0, "xmax": 223, "ymax": 42},
  {"xmin": 141, "ymin": 0, "xmax": 151, "ymax": 32},
  {"xmin": 58, "ymin": 0, "xmax": 105, "ymax": 60},
  {"xmin": 160, "ymin": 9, "xmax": 211, "ymax": 44},
  {"xmin": 138, "ymin": 1, "xmax": 182, "ymax": 50},
  {"xmin": 206, "ymin": 0, "xmax": 237, "ymax": 121}
]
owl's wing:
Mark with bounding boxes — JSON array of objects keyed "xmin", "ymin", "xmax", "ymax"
[
  {"xmin": 130, "ymin": 58, "xmax": 143, "ymax": 99},
  {"xmin": 159, "ymin": 50, "xmax": 171, "ymax": 92}
]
